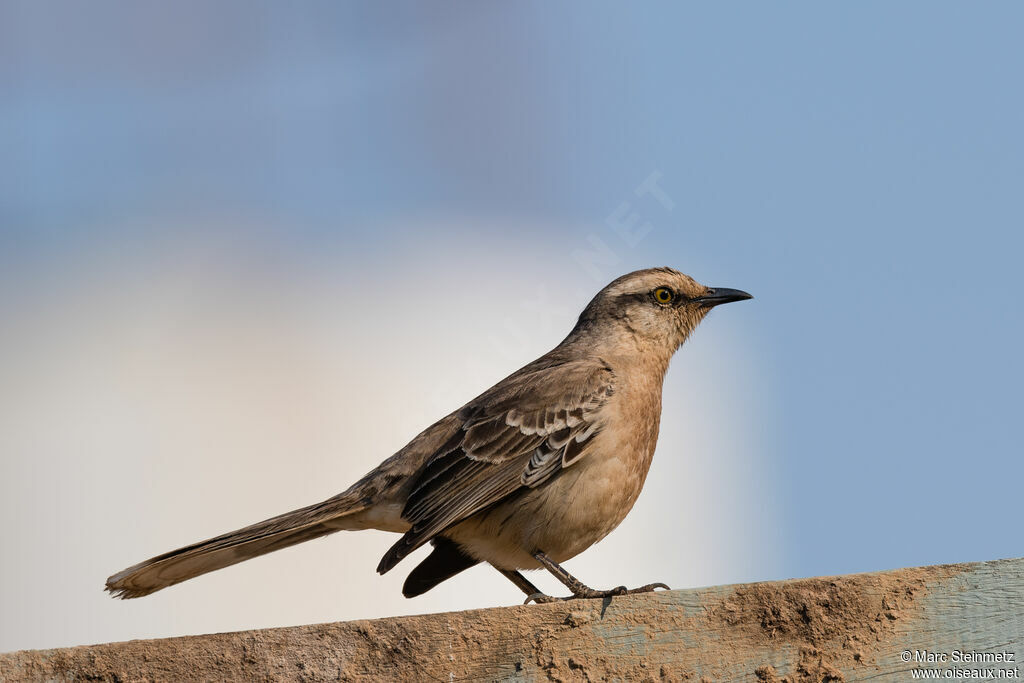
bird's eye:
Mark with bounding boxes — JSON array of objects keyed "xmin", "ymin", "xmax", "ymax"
[{"xmin": 652, "ymin": 287, "xmax": 674, "ymax": 304}]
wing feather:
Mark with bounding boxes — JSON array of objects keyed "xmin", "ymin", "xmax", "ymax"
[{"xmin": 377, "ymin": 359, "xmax": 615, "ymax": 574}]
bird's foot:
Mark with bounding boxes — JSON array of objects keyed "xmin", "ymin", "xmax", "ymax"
[
  {"xmin": 522, "ymin": 582, "xmax": 669, "ymax": 604},
  {"xmin": 623, "ymin": 581, "xmax": 671, "ymax": 594},
  {"xmin": 522, "ymin": 586, "xmax": 624, "ymax": 604}
]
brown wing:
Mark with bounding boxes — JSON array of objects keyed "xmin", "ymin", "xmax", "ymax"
[{"xmin": 376, "ymin": 359, "xmax": 614, "ymax": 574}]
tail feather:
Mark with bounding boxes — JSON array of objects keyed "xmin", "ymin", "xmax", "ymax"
[
  {"xmin": 402, "ymin": 537, "xmax": 479, "ymax": 598},
  {"xmin": 105, "ymin": 492, "xmax": 368, "ymax": 599}
]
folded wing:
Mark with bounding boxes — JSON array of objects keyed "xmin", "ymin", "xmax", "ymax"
[{"xmin": 377, "ymin": 358, "xmax": 615, "ymax": 574}]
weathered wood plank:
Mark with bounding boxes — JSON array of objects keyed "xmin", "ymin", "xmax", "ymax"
[{"xmin": 2, "ymin": 558, "xmax": 1021, "ymax": 682}]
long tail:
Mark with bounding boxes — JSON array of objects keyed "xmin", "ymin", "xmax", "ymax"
[{"xmin": 105, "ymin": 490, "xmax": 369, "ymax": 599}]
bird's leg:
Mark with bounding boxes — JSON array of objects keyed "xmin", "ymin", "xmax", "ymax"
[
  {"xmin": 533, "ymin": 550, "xmax": 625, "ymax": 600},
  {"xmin": 497, "ymin": 568, "xmax": 547, "ymax": 599},
  {"xmin": 497, "ymin": 567, "xmax": 569, "ymax": 604},
  {"xmin": 522, "ymin": 551, "xmax": 670, "ymax": 604}
]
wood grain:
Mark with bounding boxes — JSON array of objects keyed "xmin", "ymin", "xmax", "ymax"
[{"xmin": 2, "ymin": 558, "xmax": 1021, "ymax": 682}]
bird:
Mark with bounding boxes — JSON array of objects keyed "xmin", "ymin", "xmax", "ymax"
[{"xmin": 105, "ymin": 267, "xmax": 752, "ymax": 604}]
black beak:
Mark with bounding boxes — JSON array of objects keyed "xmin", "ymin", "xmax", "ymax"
[{"xmin": 694, "ymin": 287, "xmax": 753, "ymax": 308}]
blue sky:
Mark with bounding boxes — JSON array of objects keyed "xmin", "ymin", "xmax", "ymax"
[{"xmin": 2, "ymin": 2, "xmax": 1022, "ymax": 651}]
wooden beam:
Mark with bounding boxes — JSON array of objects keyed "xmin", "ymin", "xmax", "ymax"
[{"xmin": 2, "ymin": 558, "xmax": 1022, "ymax": 682}]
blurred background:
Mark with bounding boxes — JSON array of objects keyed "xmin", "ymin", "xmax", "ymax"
[{"xmin": 2, "ymin": 1, "xmax": 1022, "ymax": 653}]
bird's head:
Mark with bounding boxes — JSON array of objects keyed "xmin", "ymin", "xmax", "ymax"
[{"xmin": 574, "ymin": 267, "xmax": 752, "ymax": 354}]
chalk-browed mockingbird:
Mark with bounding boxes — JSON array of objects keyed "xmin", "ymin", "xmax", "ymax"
[{"xmin": 106, "ymin": 267, "xmax": 752, "ymax": 603}]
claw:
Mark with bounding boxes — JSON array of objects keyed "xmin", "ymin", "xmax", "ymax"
[
  {"xmin": 624, "ymin": 582, "xmax": 670, "ymax": 594},
  {"xmin": 524, "ymin": 592, "xmax": 560, "ymax": 605}
]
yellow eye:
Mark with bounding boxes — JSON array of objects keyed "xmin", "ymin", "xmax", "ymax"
[{"xmin": 653, "ymin": 287, "xmax": 674, "ymax": 304}]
